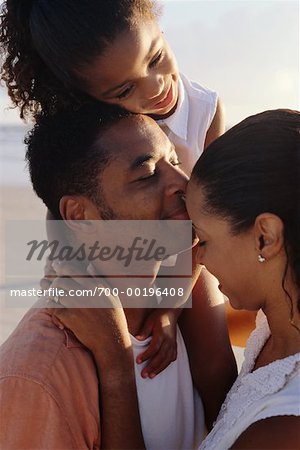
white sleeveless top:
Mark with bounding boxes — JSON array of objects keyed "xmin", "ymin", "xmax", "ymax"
[
  {"xmin": 200, "ymin": 313, "xmax": 300, "ymax": 449},
  {"xmin": 157, "ymin": 73, "xmax": 218, "ymax": 176},
  {"xmin": 131, "ymin": 326, "xmax": 205, "ymax": 449}
]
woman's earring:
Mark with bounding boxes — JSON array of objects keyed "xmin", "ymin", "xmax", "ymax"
[{"xmin": 258, "ymin": 254, "xmax": 266, "ymax": 263}]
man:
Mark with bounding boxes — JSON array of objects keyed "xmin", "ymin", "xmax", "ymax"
[{"xmin": 0, "ymin": 104, "xmax": 236, "ymax": 449}]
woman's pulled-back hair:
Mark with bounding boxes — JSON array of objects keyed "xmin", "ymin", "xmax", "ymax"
[
  {"xmin": 0, "ymin": 0, "xmax": 158, "ymax": 120},
  {"xmin": 191, "ymin": 109, "xmax": 300, "ymax": 294}
]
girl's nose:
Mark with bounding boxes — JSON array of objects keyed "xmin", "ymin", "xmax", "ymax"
[{"xmin": 144, "ymin": 74, "xmax": 164, "ymax": 99}]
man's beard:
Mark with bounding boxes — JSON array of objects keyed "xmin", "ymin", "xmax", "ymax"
[
  {"xmin": 93, "ymin": 191, "xmax": 120, "ymax": 220},
  {"xmin": 98, "ymin": 205, "xmax": 119, "ymax": 220}
]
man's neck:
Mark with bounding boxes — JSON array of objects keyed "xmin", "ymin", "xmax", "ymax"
[
  {"xmin": 124, "ymin": 307, "xmax": 155, "ymax": 336},
  {"xmin": 89, "ymin": 260, "xmax": 160, "ymax": 336}
]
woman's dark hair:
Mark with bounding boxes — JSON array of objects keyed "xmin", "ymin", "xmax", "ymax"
[
  {"xmin": 191, "ymin": 109, "xmax": 300, "ymax": 303},
  {"xmin": 0, "ymin": 0, "xmax": 158, "ymax": 120}
]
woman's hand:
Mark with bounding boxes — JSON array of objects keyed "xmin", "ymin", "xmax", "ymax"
[{"xmin": 48, "ymin": 262, "xmax": 131, "ymax": 367}]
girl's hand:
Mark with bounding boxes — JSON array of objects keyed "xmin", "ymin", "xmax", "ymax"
[{"xmin": 135, "ymin": 308, "xmax": 182, "ymax": 379}]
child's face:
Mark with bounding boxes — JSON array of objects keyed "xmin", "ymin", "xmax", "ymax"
[{"xmin": 79, "ymin": 20, "xmax": 179, "ymax": 117}]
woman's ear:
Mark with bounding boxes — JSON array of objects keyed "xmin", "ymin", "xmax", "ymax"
[{"xmin": 254, "ymin": 213, "xmax": 285, "ymax": 260}]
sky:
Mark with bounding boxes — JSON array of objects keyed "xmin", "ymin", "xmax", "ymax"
[{"xmin": 0, "ymin": 0, "xmax": 299, "ymax": 126}]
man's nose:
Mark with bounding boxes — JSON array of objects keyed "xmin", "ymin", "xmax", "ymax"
[{"xmin": 165, "ymin": 164, "xmax": 189, "ymax": 197}]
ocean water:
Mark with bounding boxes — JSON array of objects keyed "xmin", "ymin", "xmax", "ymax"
[{"xmin": 0, "ymin": 125, "xmax": 31, "ymax": 186}]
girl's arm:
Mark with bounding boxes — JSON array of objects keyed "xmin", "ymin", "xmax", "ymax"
[
  {"xmin": 135, "ymin": 307, "xmax": 180, "ymax": 378},
  {"xmin": 136, "ymin": 247, "xmax": 202, "ymax": 377},
  {"xmin": 204, "ymin": 98, "xmax": 226, "ymax": 149}
]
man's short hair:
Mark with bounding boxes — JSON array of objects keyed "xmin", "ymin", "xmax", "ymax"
[{"xmin": 25, "ymin": 103, "xmax": 131, "ymax": 219}]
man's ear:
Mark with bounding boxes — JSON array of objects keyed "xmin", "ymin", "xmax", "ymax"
[
  {"xmin": 59, "ymin": 196, "xmax": 102, "ymax": 236},
  {"xmin": 254, "ymin": 213, "xmax": 285, "ymax": 260},
  {"xmin": 59, "ymin": 195, "xmax": 99, "ymax": 221}
]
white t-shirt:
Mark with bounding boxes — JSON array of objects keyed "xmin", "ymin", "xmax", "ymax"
[
  {"xmin": 200, "ymin": 313, "xmax": 300, "ymax": 449},
  {"xmin": 131, "ymin": 326, "xmax": 206, "ymax": 449},
  {"xmin": 157, "ymin": 73, "xmax": 218, "ymax": 176}
]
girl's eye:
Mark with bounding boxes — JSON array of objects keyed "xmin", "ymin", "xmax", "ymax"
[
  {"xmin": 116, "ymin": 85, "xmax": 133, "ymax": 100},
  {"xmin": 198, "ymin": 241, "xmax": 206, "ymax": 247},
  {"xmin": 149, "ymin": 50, "xmax": 163, "ymax": 69}
]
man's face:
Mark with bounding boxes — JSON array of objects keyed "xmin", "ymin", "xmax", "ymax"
[{"xmin": 90, "ymin": 115, "xmax": 189, "ymax": 221}]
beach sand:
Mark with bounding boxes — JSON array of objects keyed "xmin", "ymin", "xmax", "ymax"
[{"xmin": 0, "ymin": 185, "xmax": 46, "ymax": 345}]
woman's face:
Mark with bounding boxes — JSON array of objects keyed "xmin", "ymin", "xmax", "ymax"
[
  {"xmin": 79, "ymin": 20, "xmax": 179, "ymax": 118},
  {"xmin": 186, "ymin": 180, "xmax": 263, "ymax": 310}
]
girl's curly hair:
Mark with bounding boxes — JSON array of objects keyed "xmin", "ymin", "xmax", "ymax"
[{"xmin": 0, "ymin": 0, "xmax": 158, "ymax": 121}]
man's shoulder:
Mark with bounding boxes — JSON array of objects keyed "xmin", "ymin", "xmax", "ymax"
[
  {"xmin": 0, "ymin": 307, "xmax": 100, "ymax": 449},
  {"xmin": 0, "ymin": 306, "xmax": 96, "ymax": 387}
]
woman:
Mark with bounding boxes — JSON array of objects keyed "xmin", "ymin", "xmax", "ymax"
[
  {"xmin": 187, "ymin": 108, "xmax": 300, "ymax": 448},
  {"xmin": 52, "ymin": 108, "xmax": 300, "ymax": 449}
]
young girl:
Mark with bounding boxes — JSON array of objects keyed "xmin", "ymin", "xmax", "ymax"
[
  {"xmin": 0, "ymin": 0, "xmax": 235, "ymax": 429},
  {"xmin": 0, "ymin": 0, "xmax": 224, "ymax": 175}
]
